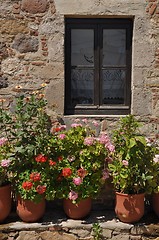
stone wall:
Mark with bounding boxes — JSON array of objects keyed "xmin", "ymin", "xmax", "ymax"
[
  {"xmin": 0, "ymin": 0, "xmax": 159, "ymax": 136},
  {"xmin": 0, "ymin": 1, "xmax": 159, "ymax": 235}
]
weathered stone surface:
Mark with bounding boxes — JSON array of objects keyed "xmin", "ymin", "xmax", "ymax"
[
  {"xmin": 131, "ymin": 224, "xmax": 159, "ymax": 236},
  {"xmin": 31, "ymin": 62, "xmax": 64, "ymax": 80},
  {"xmin": 1, "ymin": 58, "xmax": 21, "ymax": 75},
  {"xmin": 12, "ymin": 34, "xmax": 39, "ymax": 53},
  {"xmin": 46, "ymin": 79, "xmax": 64, "ymax": 115},
  {"xmin": 101, "ymin": 220, "xmax": 133, "ymax": 232},
  {"xmin": 133, "ymin": 40, "xmax": 155, "ymax": 68},
  {"xmin": 39, "ymin": 15, "xmax": 64, "ymax": 35},
  {"xmin": 0, "ymin": 19, "xmax": 28, "ymax": 38},
  {"xmin": 54, "ymin": 0, "xmax": 144, "ymax": 15},
  {"xmin": 102, "ymin": 228, "xmax": 112, "ymax": 238},
  {"xmin": 0, "ymin": 76, "xmax": 8, "ymax": 88},
  {"xmin": 0, "ymin": 42, "xmax": 8, "ymax": 60},
  {"xmin": 21, "ymin": 0, "xmax": 48, "ymax": 14},
  {"xmin": 48, "ymin": 33, "xmax": 64, "ymax": 62},
  {"xmin": 111, "ymin": 233, "xmax": 130, "ymax": 240},
  {"xmin": 0, "ymin": 232, "xmax": 8, "ymax": 240},
  {"xmin": 40, "ymin": 231, "xmax": 77, "ymax": 240},
  {"xmin": 17, "ymin": 231, "xmax": 38, "ymax": 240},
  {"xmin": 129, "ymin": 236, "xmax": 142, "ymax": 240},
  {"xmin": 69, "ymin": 229, "xmax": 90, "ymax": 238},
  {"xmin": 132, "ymin": 88, "xmax": 152, "ymax": 116}
]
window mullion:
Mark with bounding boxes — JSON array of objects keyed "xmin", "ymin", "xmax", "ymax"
[
  {"xmin": 94, "ymin": 24, "xmax": 100, "ymax": 107},
  {"xmin": 99, "ymin": 24, "xmax": 103, "ymax": 107}
]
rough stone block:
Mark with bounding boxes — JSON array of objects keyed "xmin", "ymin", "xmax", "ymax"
[
  {"xmin": 102, "ymin": 228, "xmax": 112, "ymax": 238},
  {"xmin": 132, "ymin": 88, "xmax": 152, "ymax": 116},
  {"xmin": 0, "ymin": 76, "xmax": 8, "ymax": 88},
  {"xmin": 111, "ymin": 233, "xmax": 130, "ymax": 240},
  {"xmin": 12, "ymin": 33, "xmax": 39, "ymax": 53},
  {"xmin": 21, "ymin": 0, "xmax": 48, "ymax": 14},
  {"xmin": 40, "ymin": 231, "xmax": 77, "ymax": 240},
  {"xmin": 17, "ymin": 231, "xmax": 38, "ymax": 240}
]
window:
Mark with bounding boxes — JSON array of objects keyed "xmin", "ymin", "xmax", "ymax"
[{"xmin": 65, "ymin": 18, "xmax": 133, "ymax": 115}]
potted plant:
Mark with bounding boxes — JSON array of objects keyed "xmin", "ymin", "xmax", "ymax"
[
  {"xmin": 0, "ymin": 137, "xmax": 12, "ymax": 222},
  {"xmin": 49, "ymin": 119, "xmax": 114, "ymax": 219},
  {"xmin": 151, "ymin": 154, "xmax": 159, "ymax": 218},
  {"xmin": 146, "ymin": 135, "xmax": 159, "ymax": 217},
  {"xmin": 0, "ymin": 90, "xmax": 58, "ymax": 222},
  {"xmin": 108, "ymin": 115, "xmax": 156, "ymax": 223}
]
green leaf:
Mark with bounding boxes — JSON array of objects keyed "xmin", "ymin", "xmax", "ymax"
[
  {"xmin": 129, "ymin": 138, "xmax": 136, "ymax": 148},
  {"xmin": 135, "ymin": 136, "xmax": 146, "ymax": 146}
]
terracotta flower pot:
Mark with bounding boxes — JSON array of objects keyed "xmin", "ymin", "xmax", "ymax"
[
  {"xmin": 63, "ymin": 198, "xmax": 92, "ymax": 219},
  {"xmin": 152, "ymin": 192, "xmax": 159, "ymax": 218},
  {"xmin": 0, "ymin": 184, "xmax": 12, "ymax": 222},
  {"xmin": 115, "ymin": 192, "xmax": 145, "ymax": 223},
  {"xmin": 16, "ymin": 196, "xmax": 46, "ymax": 222}
]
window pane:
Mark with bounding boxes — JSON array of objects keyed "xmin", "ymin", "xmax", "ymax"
[
  {"xmin": 102, "ymin": 69, "xmax": 125, "ymax": 104},
  {"xmin": 71, "ymin": 29, "xmax": 94, "ymax": 66},
  {"xmin": 71, "ymin": 69, "xmax": 94, "ymax": 105},
  {"xmin": 103, "ymin": 29, "xmax": 126, "ymax": 66}
]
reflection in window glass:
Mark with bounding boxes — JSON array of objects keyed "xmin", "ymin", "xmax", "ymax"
[
  {"xmin": 71, "ymin": 29, "xmax": 94, "ymax": 66},
  {"xmin": 103, "ymin": 29, "xmax": 126, "ymax": 66}
]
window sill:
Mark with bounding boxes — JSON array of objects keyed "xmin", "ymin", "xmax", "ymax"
[{"xmin": 64, "ymin": 114, "xmax": 128, "ymax": 119}]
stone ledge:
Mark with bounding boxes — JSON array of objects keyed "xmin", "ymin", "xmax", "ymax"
[{"xmin": 0, "ymin": 202, "xmax": 159, "ymax": 240}]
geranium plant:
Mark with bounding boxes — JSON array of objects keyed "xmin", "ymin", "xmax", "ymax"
[
  {"xmin": 0, "ymin": 137, "xmax": 11, "ymax": 186},
  {"xmin": 108, "ymin": 115, "xmax": 157, "ymax": 194},
  {"xmin": 49, "ymin": 119, "xmax": 114, "ymax": 203},
  {"xmin": 0, "ymin": 90, "xmax": 58, "ymax": 202},
  {"xmin": 146, "ymin": 135, "xmax": 159, "ymax": 194}
]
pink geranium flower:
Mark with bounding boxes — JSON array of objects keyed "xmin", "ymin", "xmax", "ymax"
[
  {"xmin": 1, "ymin": 159, "xmax": 11, "ymax": 168},
  {"xmin": 73, "ymin": 177, "xmax": 83, "ymax": 186},
  {"xmin": 82, "ymin": 118, "xmax": 88, "ymax": 124},
  {"xmin": 84, "ymin": 137, "xmax": 94, "ymax": 146},
  {"xmin": 58, "ymin": 134, "xmax": 66, "ymax": 140},
  {"xmin": 0, "ymin": 137, "xmax": 8, "ymax": 146},
  {"xmin": 98, "ymin": 134, "xmax": 110, "ymax": 145},
  {"xmin": 92, "ymin": 120, "xmax": 99, "ymax": 127},
  {"xmin": 122, "ymin": 160, "xmax": 129, "ymax": 166},
  {"xmin": 106, "ymin": 143, "xmax": 115, "ymax": 152},
  {"xmin": 71, "ymin": 123, "xmax": 82, "ymax": 128},
  {"xmin": 153, "ymin": 154, "xmax": 159, "ymax": 163},
  {"xmin": 68, "ymin": 190, "xmax": 78, "ymax": 201}
]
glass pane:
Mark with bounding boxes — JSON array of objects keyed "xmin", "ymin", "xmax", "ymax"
[
  {"xmin": 71, "ymin": 29, "xmax": 94, "ymax": 66},
  {"xmin": 103, "ymin": 29, "xmax": 126, "ymax": 66},
  {"xmin": 71, "ymin": 69, "xmax": 94, "ymax": 105},
  {"xmin": 102, "ymin": 70, "xmax": 125, "ymax": 104}
]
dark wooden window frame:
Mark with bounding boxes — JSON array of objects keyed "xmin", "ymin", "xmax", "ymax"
[{"xmin": 64, "ymin": 18, "xmax": 133, "ymax": 115}]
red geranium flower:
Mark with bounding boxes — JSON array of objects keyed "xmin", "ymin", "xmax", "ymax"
[
  {"xmin": 22, "ymin": 181, "xmax": 33, "ymax": 190},
  {"xmin": 77, "ymin": 168, "xmax": 87, "ymax": 178},
  {"xmin": 36, "ymin": 185, "xmax": 46, "ymax": 194},
  {"xmin": 57, "ymin": 156, "xmax": 63, "ymax": 161},
  {"xmin": 62, "ymin": 168, "xmax": 72, "ymax": 177},
  {"xmin": 57, "ymin": 173, "xmax": 63, "ymax": 181},
  {"xmin": 55, "ymin": 127, "xmax": 61, "ymax": 132},
  {"xmin": 35, "ymin": 154, "xmax": 48, "ymax": 163},
  {"xmin": 49, "ymin": 160, "xmax": 56, "ymax": 166},
  {"xmin": 30, "ymin": 172, "xmax": 41, "ymax": 182}
]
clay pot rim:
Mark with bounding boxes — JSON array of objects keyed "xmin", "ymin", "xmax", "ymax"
[
  {"xmin": 0, "ymin": 183, "xmax": 11, "ymax": 189},
  {"xmin": 115, "ymin": 191, "xmax": 145, "ymax": 197}
]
